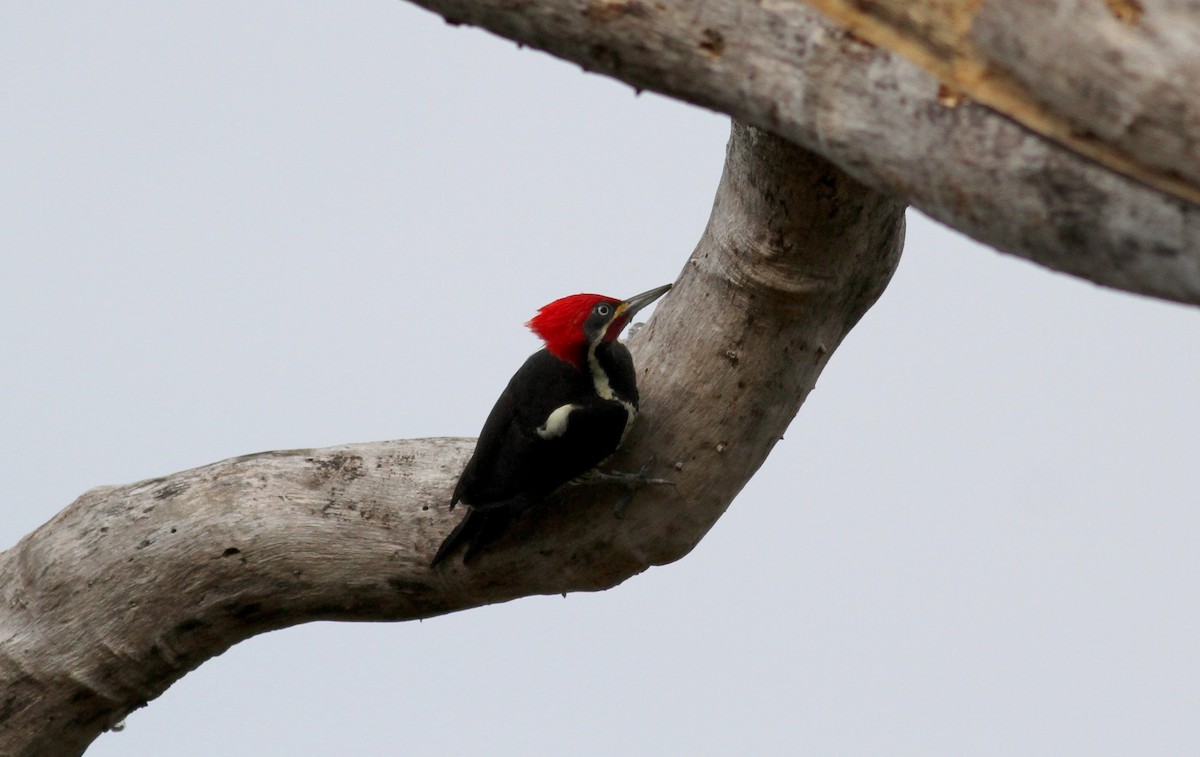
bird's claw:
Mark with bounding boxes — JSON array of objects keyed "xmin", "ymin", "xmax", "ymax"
[{"xmin": 603, "ymin": 457, "xmax": 675, "ymax": 519}]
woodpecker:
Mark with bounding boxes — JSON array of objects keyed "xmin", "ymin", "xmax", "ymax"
[{"xmin": 431, "ymin": 283, "xmax": 672, "ymax": 567}]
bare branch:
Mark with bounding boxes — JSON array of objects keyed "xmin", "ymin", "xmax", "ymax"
[
  {"xmin": 807, "ymin": 0, "xmax": 1200, "ymax": 199},
  {"xmin": 0, "ymin": 123, "xmax": 902, "ymax": 756},
  {"xmin": 407, "ymin": 0, "xmax": 1200, "ymax": 305}
]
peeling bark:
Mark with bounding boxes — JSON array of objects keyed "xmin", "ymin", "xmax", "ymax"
[
  {"xmin": 808, "ymin": 0, "xmax": 1200, "ymax": 199},
  {"xmin": 408, "ymin": 0, "xmax": 1200, "ymax": 305},
  {"xmin": 0, "ymin": 123, "xmax": 903, "ymax": 757}
]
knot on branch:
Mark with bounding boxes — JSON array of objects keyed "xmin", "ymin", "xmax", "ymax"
[{"xmin": 709, "ymin": 124, "xmax": 904, "ymax": 312}]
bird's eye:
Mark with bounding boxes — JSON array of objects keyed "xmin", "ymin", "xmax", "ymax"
[{"xmin": 597, "ymin": 304, "xmax": 611, "ymax": 316}]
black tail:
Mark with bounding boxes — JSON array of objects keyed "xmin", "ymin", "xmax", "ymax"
[{"xmin": 430, "ymin": 507, "xmax": 514, "ymax": 567}]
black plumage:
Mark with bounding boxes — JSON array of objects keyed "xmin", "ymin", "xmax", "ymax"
[{"xmin": 431, "ymin": 342, "xmax": 637, "ymax": 566}]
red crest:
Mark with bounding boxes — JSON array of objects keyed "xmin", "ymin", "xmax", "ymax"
[{"xmin": 525, "ymin": 293, "xmax": 620, "ymax": 370}]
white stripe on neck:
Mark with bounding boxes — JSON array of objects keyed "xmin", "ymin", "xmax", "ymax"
[
  {"xmin": 588, "ymin": 341, "xmax": 637, "ymax": 426},
  {"xmin": 587, "ymin": 341, "xmax": 616, "ymax": 401}
]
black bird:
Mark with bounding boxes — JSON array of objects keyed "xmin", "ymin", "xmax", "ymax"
[{"xmin": 431, "ymin": 283, "xmax": 672, "ymax": 566}]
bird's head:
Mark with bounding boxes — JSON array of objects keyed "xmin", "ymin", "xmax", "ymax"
[{"xmin": 526, "ymin": 283, "xmax": 672, "ymax": 369}]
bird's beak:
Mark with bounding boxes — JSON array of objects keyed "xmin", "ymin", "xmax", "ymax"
[{"xmin": 617, "ymin": 283, "xmax": 672, "ymax": 319}]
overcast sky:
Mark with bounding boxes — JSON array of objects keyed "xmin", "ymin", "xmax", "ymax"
[{"xmin": 4, "ymin": 2, "xmax": 1199, "ymax": 755}]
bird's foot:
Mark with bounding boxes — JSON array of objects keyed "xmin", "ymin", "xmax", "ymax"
[{"xmin": 587, "ymin": 457, "xmax": 675, "ymax": 519}]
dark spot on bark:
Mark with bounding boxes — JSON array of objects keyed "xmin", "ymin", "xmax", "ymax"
[
  {"xmin": 232, "ymin": 602, "xmax": 262, "ymax": 619},
  {"xmin": 842, "ymin": 28, "xmax": 875, "ymax": 48},
  {"xmin": 170, "ymin": 527, "xmax": 177, "ymax": 534},
  {"xmin": 222, "ymin": 547, "xmax": 241, "ymax": 557},
  {"xmin": 0, "ymin": 695, "xmax": 16, "ymax": 724},
  {"xmin": 1036, "ymin": 167, "xmax": 1110, "ymax": 256},
  {"xmin": 589, "ymin": 43, "xmax": 622, "ymax": 72},
  {"xmin": 387, "ymin": 577, "xmax": 432, "ymax": 595},
  {"xmin": 153, "ymin": 481, "xmax": 187, "ymax": 500},
  {"xmin": 1105, "ymin": 0, "xmax": 1143, "ymax": 24},
  {"xmin": 583, "ymin": 0, "xmax": 649, "ymax": 23},
  {"xmin": 699, "ymin": 28, "xmax": 725, "ymax": 57},
  {"xmin": 174, "ymin": 617, "xmax": 206, "ymax": 634},
  {"xmin": 936, "ymin": 84, "xmax": 965, "ymax": 108},
  {"xmin": 1068, "ymin": 126, "xmax": 1099, "ymax": 142},
  {"xmin": 217, "ymin": 600, "xmax": 293, "ymax": 629},
  {"xmin": 309, "ymin": 453, "xmax": 366, "ymax": 482},
  {"xmin": 137, "ymin": 539, "xmax": 152, "ymax": 550}
]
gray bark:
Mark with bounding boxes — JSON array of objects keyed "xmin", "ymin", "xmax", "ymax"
[
  {"xmin": 972, "ymin": 0, "xmax": 1200, "ymax": 187},
  {"xmin": 0, "ymin": 123, "xmax": 903, "ymax": 756},
  {"xmin": 10, "ymin": 1, "xmax": 1199, "ymax": 751},
  {"xmin": 413, "ymin": 0, "xmax": 1200, "ymax": 306}
]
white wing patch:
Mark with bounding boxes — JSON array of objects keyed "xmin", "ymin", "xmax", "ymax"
[{"xmin": 537, "ymin": 403, "xmax": 579, "ymax": 439}]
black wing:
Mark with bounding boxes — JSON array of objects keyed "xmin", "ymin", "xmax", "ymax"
[
  {"xmin": 452, "ymin": 349, "xmax": 589, "ymax": 507},
  {"xmin": 434, "ymin": 347, "xmax": 635, "ymax": 566}
]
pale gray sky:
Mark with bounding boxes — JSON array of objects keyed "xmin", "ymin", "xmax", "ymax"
[{"xmin": 3, "ymin": 2, "xmax": 1199, "ymax": 755}]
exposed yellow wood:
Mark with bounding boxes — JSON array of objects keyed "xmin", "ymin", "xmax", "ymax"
[
  {"xmin": 1106, "ymin": 0, "xmax": 1144, "ymax": 25},
  {"xmin": 804, "ymin": 0, "xmax": 1200, "ymax": 206}
]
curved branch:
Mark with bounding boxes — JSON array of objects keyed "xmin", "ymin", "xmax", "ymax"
[
  {"xmin": 0, "ymin": 123, "xmax": 903, "ymax": 756},
  {"xmin": 410, "ymin": 0, "xmax": 1200, "ymax": 306}
]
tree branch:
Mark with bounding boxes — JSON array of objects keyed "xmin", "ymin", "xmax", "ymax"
[
  {"xmin": 409, "ymin": 0, "xmax": 1200, "ymax": 306},
  {"xmin": 0, "ymin": 123, "xmax": 903, "ymax": 757},
  {"xmin": 806, "ymin": 0, "xmax": 1200, "ymax": 199}
]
